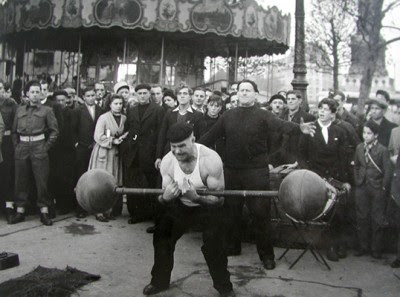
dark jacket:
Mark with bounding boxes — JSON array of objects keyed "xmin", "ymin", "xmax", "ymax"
[
  {"xmin": 298, "ymin": 121, "xmax": 348, "ymax": 181},
  {"xmin": 279, "ymin": 108, "xmax": 315, "ymax": 163},
  {"xmin": 354, "ymin": 142, "xmax": 392, "ymax": 190},
  {"xmin": 376, "ymin": 117, "xmax": 397, "ymax": 148},
  {"xmin": 122, "ymin": 102, "xmax": 165, "ymax": 171},
  {"xmin": 199, "ymin": 105, "xmax": 300, "ymax": 169},
  {"xmin": 156, "ymin": 107, "xmax": 203, "ymax": 159},
  {"xmin": 71, "ymin": 104, "xmax": 103, "ymax": 149},
  {"xmin": 12, "ymin": 104, "xmax": 59, "ymax": 158}
]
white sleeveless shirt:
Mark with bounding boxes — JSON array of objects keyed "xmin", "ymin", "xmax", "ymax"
[{"xmin": 173, "ymin": 143, "xmax": 207, "ymax": 207}]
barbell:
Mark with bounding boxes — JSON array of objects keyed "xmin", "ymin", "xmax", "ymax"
[
  {"xmin": 76, "ymin": 169, "xmax": 334, "ymax": 222},
  {"xmin": 76, "ymin": 169, "xmax": 279, "ymax": 214}
]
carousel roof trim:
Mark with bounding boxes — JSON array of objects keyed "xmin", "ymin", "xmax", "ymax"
[{"xmin": 0, "ymin": 0, "xmax": 290, "ymax": 55}]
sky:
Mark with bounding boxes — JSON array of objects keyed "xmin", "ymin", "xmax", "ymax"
[{"xmin": 256, "ymin": 0, "xmax": 400, "ymax": 91}]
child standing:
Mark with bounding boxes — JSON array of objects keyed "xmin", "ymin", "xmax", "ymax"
[{"xmin": 354, "ymin": 121, "xmax": 392, "ymax": 258}]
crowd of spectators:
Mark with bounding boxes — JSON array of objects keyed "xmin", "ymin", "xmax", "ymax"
[{"xmin": 0, "ymin": 77, "xmax": 399, "ymax": 271}]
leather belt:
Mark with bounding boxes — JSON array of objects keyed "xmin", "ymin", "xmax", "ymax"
[
  {"xmin": 3, "ymin": 130, "xmax": 11, "ymax": 136},
  {"xmin": 19, "ymin": 134, "xmax": 45, "ymax": 142}
]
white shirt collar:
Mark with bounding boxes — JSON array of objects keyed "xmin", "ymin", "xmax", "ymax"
[
  {"xmin": 318, "ymin": 119, "xmax": 331, "ymax": 128},
  {"xmin": 41, "ymin": 98, "xmax": 47, "ymax": 105},
  {"xmin": 173, "ymin": 106, "xmax": 194, "ymax": 113}
]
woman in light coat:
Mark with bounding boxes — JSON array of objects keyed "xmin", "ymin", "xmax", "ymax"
[{"xmin": 89, "ymin": 94, "xmax": 127, "ymax": 222}]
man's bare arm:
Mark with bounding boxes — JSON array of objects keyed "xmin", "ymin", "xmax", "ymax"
[
  {"xmin": 159, "ymin": 153, "xmax": 181, "ymax": 203},
  {"xmin": 193, "ymin": 149, "xmax": 225, "ymax": 206}
]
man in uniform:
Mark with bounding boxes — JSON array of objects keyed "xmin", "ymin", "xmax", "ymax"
[
  {"xmin": 9, "ymin": 80, "xmax": 59, "ymax": 226},
  {"xmin": 0, "ymin": 79, "xmax": 17, "ymax": 222},
  {"xmin": 143, "ymin": 122, "xmax": 234, "ymax": 297},
  {"xmin": 199, "ymin": 79, "xmax": 316, "ymax": 269}
]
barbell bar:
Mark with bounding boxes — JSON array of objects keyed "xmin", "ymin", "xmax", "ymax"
[{"xmin": 115, "ymin": 187, "xmax": 279, "ymax": 197}]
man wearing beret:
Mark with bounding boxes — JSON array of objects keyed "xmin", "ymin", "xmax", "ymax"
[
  {"xmin": 269, "ymin": 94, "xmax": 286, "ymax": 116},
  {"xmin": 143, "ymin": 122, "xmax": 234, "ymax": 297},
  {"xmin": 267, "ymin": 94, "xmax": 287, "ymax": 166},
  {"xmin": 122, "ymin": 83, "xmax": 165, "ymax": 224}
]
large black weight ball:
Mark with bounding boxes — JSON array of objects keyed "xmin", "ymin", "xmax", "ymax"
[
  {"xmin": 279, "ymin": 169, "xmax": 327, "ymax": 221},
  {"xmin": 76, "ymin": 169, "xmax": 118, "ymax": 214}
]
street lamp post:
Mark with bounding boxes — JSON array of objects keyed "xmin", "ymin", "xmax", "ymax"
[{"xmin": 291, "ymin": 0, "xmax": 309, "ymax": 108}]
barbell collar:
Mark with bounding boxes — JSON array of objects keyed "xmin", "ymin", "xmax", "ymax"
[{"xmin": 115, "ymin": 187, "xmax": 278, "ymax": 198}]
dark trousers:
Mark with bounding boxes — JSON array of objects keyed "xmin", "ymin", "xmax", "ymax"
[
  {"xmin": 224, "ymin": 167, "xmax": 274, "ymax": 261},
  {"xmin": 355, "ymin": 183, "xmax": 386, "ymax": 253},
  {"xmin": 74, "ymin": 145, "xmax": 93, "ymax": 211},
  {"xmin": 125, "ymin": 162, "xmax": 158, "ymax": 219},
  {"xmin": 14, "ymin": 141, "xmax": 51, "ymax": 209},
  {"xmin": 0, "ymin": 136, "xmax": 14, "ymax": 209},
  {"xmin": 48, "ymin": 148, "xmax": 75, "ymax": 213},
  {"xmin": 151, "ymin": 202, "xmax": 232, "ymax": 294}
]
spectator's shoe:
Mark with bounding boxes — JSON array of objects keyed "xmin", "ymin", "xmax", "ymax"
[
  {"xmin": 326, "ymin": 247, "xmax": 339, "ymax": 262},
  {"xmin": 146, "ymin": 225, "xmax": 156, "ymax": 234},
  {"xmin": 371, "ymin": 251, "xmax": 382, "ymax": 259},
  {"xmin": 337, "ymin": 246, "xmax": 347, "ymax": 258},
  {"xmin": 220, "ymin": 290, "xmax": 236, "ymax": 297},
  {"xmin": 96, "ymin": 214, "xmax": 109, "ymax": 223},
  {"xmin": 143, "ymin": 283, "xmax": 169, "ymax": 295},
  {"xmin": 390, "ymin": 259, "xmax": 400, "ymax": 268},
  {"xmin": 6, "ymin": 208, "xmax": 15, "ymax": 224},
  {"xmin": 262, "ymin": 259, "xmax": 276, "ymax": 270},
  {"xmin": 8, "ymin": 213, "xmax": 25, "ymax": 225},
  {"xmin": 353, "ymin": 249, "xmax": 368, "ymax": 257},
  {"xmin": 76, "ymin": 211, "xmax": 87, "ymax": 219},
  {"xmin": 40, "ymin": 213, "xmax": 53, "ymax": 226}
]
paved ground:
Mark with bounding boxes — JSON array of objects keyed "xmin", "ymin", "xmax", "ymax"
[{"xmin": 1, "ymin": 213, "xmax": 399, "ymax": 297}]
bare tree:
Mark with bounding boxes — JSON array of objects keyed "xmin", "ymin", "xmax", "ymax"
[
  {"xmin": 350, "ymin": 0, "xmax": 400, "ymax": 116},
  {"xmin": 306, "ymin": 0, "xmax": 356, "ymax": 91}
]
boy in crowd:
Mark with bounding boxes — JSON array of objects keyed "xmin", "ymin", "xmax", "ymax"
[{"xmin": 354, "ymin": 121, "xmax": 392, "ymax": 259}]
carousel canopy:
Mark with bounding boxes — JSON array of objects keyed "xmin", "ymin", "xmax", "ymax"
[{"xmin": 0, "ymin": 0, "xmax": 290, "ymax": 56}]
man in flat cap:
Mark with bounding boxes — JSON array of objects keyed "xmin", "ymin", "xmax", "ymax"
[{"xmin": 368, "ymin": 96, "xmax": 397, "ymax": 147}]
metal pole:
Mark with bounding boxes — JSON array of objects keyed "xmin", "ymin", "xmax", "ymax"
[
  {"xmin": 234, "ymin": 42, "xmax": 238, "ymax": 82},
  {"xmin": 123, "ymin": 37, "xmax": 127, "ymax": 65},
  {"xmin": 244, "ymin": 48, "xmax": 248, "ymax": 79},
  {"xmin": 76, "ymin": 34, "xmax": 82, "ymax": 94},
  {"xmin": 32, "ymin": 49, "xmax": 36, "ymax": 78},
  {"xmin": 22, "ymin": 40, "xmax": 27, "ymax": 88},
  {"xmin": 123, "ymin": 37, "xmax": 127, "ymax": 82},
  {"xmin": 116, "ymin": 187, "xmax": 278, "ymax": 197},
  {"xmin": 291, "ymin": 0, "xmax": 309, "ymax": 108},
  {"xmin": 159, "ymin": 35, "xmax": 165, "ymax": 85}
]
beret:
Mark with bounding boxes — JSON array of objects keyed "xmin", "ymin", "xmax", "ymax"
[
  {"xmin": 167, "ymin": 122, "xmax": 193, "ymax": 143},
  {"xmin": 135, "ymin": 83, "xmax": 151, "ymax": 92}
]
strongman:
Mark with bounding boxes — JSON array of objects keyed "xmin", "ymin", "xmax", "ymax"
[{"xmin": 143, "ymin": 122, "xmax": 234, "ymax": 297}]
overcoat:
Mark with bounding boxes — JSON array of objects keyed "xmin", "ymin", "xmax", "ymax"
[{"xmin": 88, "ymin": 111, "xmax": 126, "ymax": 185}]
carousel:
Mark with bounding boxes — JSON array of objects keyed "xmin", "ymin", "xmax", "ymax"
[{"xmin": 0, "ymin": 0, "xmax": 291, "ymax": 92}]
